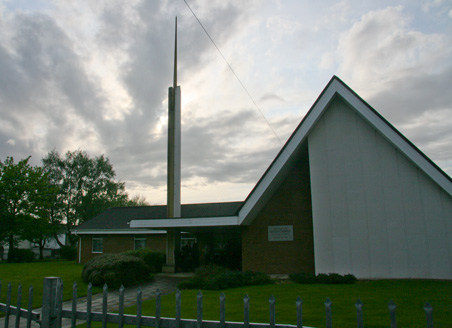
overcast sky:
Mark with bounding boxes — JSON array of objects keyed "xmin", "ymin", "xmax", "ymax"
[{"xmin": 1, "ymin": 0, "xmax": 451, "ymax": 205}]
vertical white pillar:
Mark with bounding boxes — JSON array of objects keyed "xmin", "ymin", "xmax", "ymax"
[
  {"xmin": 165, "ymin": 86, "xmax": 181, "ymax": 273},
  {"xmin": 167, "ymin": 86, "xmax": 181, "ymax": 218}
]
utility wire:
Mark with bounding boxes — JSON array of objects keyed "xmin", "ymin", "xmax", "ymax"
[{"xmin": 183, "ymin": 0, "xmax": 283, "ymax": 145}]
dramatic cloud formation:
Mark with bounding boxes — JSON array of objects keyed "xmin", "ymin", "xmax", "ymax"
[
  {"xmin": 335, "ymin": 5, "xmax": 452, "ymax": 174},
  {"xmin": 1, "ymin": 0, "xmax": 451, "ymax": 204}
]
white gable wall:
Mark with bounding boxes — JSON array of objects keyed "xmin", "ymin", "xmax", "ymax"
[{"xmin": 309, "ymin": 96, "xmax": 452, "ymax": 279}]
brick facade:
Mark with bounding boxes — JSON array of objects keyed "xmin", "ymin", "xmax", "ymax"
[
  {"xmin": 78, "ymin": 234, "xmax": 166, "ymax": 263},
  {"xmin": 77, "ymin": 151, "xmax": 314, "ymax": 272},
  {"xmin": 241, "ymin": 148, "xmax": 314, "ymax": 274}
]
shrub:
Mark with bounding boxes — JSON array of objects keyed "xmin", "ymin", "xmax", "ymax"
[
  {"xmin": 203, "ymin": 239, "xmax": 242, "ymax": 270},
  {"xmin": 178, "ymin": 265, "xmax": 274, "ymax": 290},
  {"xmin": 343, "ymin": 274, "xmax": 358, "ymax": 284},
  {"xmin": 7, "ymin": 248, "xmax": 35, "ymax": 263},
  {"xmin": 290, "ymin": 272, "xmax": 357, "ymax": 284},
  {"xmin": 123, "ymin": 249, "xmax": 166, "ymax": 273},
  {"xmin": 59, "ymin": 245, "xmax": 77, "ymax": 261},
  {"xmin": 288, "ymin": 272, "xmax": 317, "ymax": 284},
  {"xmin": 194, "ymin": 264, "xmax": 229, "ymax": 278},
  {"xmin": 82, "ymin": 253, "xmax": 151, "ymax": 288}
]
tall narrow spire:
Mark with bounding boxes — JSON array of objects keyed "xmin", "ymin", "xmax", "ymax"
[
  {"xmin": 173, "ymin": 16, "xmax": 177, "ymax": 91},
  {"xmin": 164, "ymin": 17, "xmax": 181, "ymax": 273}
]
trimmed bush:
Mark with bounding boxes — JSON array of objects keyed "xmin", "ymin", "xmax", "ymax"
[
  {"xmin": 123, "ymin": 249, "xmax": 166, "ymax": 273},
  {"xmin": 59, "ymin": 245, "xmax": 77, "ymax": 261},
  {"xmin": 288, "ymin": 272, "xmax": 317, "ymax": 284},
  {"xmin": 7, "ymin": 248, "xmax": 35, "ymax": 263},
  {"xmin": 290, "ymin": 272, "xmax": 357, "ymax": 284},
  {"xmin": 82, "ymin": 253, "xmax": 151, "ymax": 288},
  {"xmin": 178, "ymin": 265, "xmax": 274, "ymax": 290}
]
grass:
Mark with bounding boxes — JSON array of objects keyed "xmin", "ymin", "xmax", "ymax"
[
  {"xmin": 122, "ymin": 280, "xmax": 452, "ymax": 328},
  {"xmin": 0, "ymin": 260, "xmax": 101, "ymax": 309},
  {"xmin": 1, "ymin": 263, "xmax": 451, "ymax": 327}
]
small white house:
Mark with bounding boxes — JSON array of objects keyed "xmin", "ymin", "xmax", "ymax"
[{"xmin": 1, "ymin": 234, "xmax": 66, "ymax": 260}]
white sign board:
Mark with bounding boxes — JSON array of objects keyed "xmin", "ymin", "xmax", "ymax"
[{"xmin": 268, "ymin": 225, "xmax": 294, "ymax": 241}]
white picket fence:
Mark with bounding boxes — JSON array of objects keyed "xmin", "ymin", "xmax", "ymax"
[{"xmin": 0, "ymin": 277, "xmax": 435, "ymax": 328}]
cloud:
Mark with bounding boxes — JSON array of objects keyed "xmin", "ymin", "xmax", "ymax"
[
  {"xmin": 334, "ymin": 5, "xmax": 452, "ymax": 173},
  {"xmin": 337, "ymin": 6, "xmax": 452, "ymax": 96},
  {"xmin": 0, "ymin": 0, "xmax": 266, "ymax": 192},
  {"xmin": 0, "ymin": 11, "xmax": 107, "ymax": 159},
  {"xmin": 1, "ymin": 0, "xmax": 450, "ymax": 205},
  {"xmin": 258, "ymin": 92, "xmax": 285, "ymax": 103}
]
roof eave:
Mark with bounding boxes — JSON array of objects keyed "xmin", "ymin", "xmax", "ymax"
[{"xmin": 130, "ymin": 216, "xmax": 240, "ymax": 228}]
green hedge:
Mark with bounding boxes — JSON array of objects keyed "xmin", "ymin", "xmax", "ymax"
[
  {"xmin": 59, "ymin": 245, "xmax": 77, "ymax": 261},
  {"xmin": 7, "ymin": 248, "xmax": 35, "ymax": 263},
  {"xmin": 178, "ymin": 265, "xmax": 274, "ymax": 290},
  {"xmin": 82, "ymin": 253, "xmax": 152, "ymax": 288},
  {"xmin": 123, "ymin": 249, "xmax": 166, "ymax": 272},
  {"xmin": 289, "ymin": 272, "xmax": 357, "ymax": 284}
]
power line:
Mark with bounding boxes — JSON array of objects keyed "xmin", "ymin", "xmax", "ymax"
[{"xmin": 183, "ymin": 0, "xmax": 283, "ymax": 145}]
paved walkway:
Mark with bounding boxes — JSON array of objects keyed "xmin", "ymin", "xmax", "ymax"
[{"xmin": 1, "ymin": 273, "xmax": 187, "ymax": 328}]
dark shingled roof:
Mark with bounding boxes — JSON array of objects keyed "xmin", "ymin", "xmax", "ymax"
[{"xmin": 75, "ymin": 201, "xmax": 244, "ymax": 230}]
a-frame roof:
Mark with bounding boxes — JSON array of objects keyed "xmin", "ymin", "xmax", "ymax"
[{"xmin": 238, "ymin": 75, "xmax": 452, "ymax": 225}]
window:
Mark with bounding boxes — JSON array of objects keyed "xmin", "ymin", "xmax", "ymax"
[
  {"xmin": 92, "ymin": 237, "xmax": 103, "ymax": 253},
  {"xmin": 181, "ymin": 236, "xmax": 197, "ymax": 248},
  {"xmin": 134, "ymin": 237, "xmax": 146, "ymax": 250}
]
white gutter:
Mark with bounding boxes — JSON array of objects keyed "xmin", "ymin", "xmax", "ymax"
[
  {"xmin": 130, "ymin": 216, "xmax": 240, "ymax": 228},
  {"xmin": 72, "ymin": 229, "xmax": 167, "ymax": 235}
]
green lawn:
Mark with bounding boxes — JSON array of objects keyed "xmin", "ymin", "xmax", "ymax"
[
  {"xmin": 0, "ymin": 260, "xmax": 101, "ymax": 309},
  {"xmin": 1, "ymin": 263, "xmax": 451, "ymax": 328},
  {"xmin": 131, "ymin": 280, "xmax": 452, "ymax": 328}
]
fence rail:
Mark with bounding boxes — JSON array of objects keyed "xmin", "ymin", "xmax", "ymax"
[{"xmin": 1, "ymin": 277, "xmax": 436, "ymax": 328}]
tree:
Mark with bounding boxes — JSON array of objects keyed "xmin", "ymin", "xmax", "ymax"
[
  {"xmin": 0, "ymin": 157, "xmax": 56, "ymax": 260},
  {"xmin": 21, "ymin": 211, "xmax": 61, "ymax": 260},
  {"xmin": 127, "ymin": 194, "xmax": 149, "ymax": 206},
  {"xmin": 42, "ymin": 150, "xmax": 130, "ymax": 245}
]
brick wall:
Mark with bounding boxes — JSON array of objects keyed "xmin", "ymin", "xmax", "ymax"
[
  {"xmin": 242, "ymin": 148, "xmax": 314, "ymax": 274},
  {"xmin": 79, "ymin": 234, "xmax": 167, "ymax": 263}
]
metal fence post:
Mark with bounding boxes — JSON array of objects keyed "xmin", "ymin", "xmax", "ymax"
[
  {"xmin": 424, "ymin": 302, "xmax": 433, "ymax": 328},
  {"xmin": 388, "ymin": 300, "xmax": 397, "ymax": 328},
  {"xmin": 296, "ymin": 297, "xmax": 303, "ymax": 328},
  {"xmin": 41, "ymin": 277, "xmax": 61, "ymax": 328},
  {"xmin": 325, "ymin": 298, "xmax": 332, "ymax": 328},
  {"xmin": 355, "ymin": 299, "xmax": 363, "ymax": 328},
  {"xmin": 269, "ymin": 295, "xmax": 276, "ymax": 328}
]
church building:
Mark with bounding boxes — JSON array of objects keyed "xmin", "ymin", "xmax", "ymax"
[{"xmin": 74, "ymin": 75, "xmax": 452, "ymax": 280}]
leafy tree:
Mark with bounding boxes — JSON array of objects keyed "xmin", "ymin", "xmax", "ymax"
[
  {"xmin": 0, "ymin": 157, "xmax": 56, "ymax": 260},
  {"xmin": 127, "ymin": 194, "xmax": 149, "ymax": 206},
  {"xmin": 21, "ymin": 213, "xmax": 61, "ymax": 260},
  {"xmin": 42, "ymin": 150, "xmax": 130, "ymax": 245}
]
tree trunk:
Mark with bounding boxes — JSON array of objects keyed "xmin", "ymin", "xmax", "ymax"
[
  {"xmin": 39, "ymin": 240, "xmax": 45, "ymax": 260},
  {"xmin": 53, "ymin": 234, "xmax": 65, "ymax": 247},
  {"xmin": 7, "ymin": 234, "xmax": 15, "ymax": 262}
]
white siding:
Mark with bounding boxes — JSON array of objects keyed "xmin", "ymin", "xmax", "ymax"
[{"xmin": 309, "ymin": 97, "xmax": 452, "ymax": 279}]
